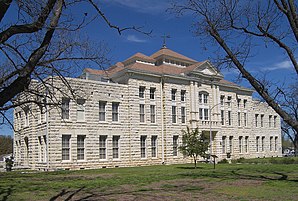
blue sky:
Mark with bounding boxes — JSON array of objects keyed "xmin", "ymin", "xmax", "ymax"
[{"xmin": 0, "ymin": 0, "xmax": 296, "ymax": 136}]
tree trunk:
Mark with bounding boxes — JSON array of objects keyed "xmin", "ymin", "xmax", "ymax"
[{"xmin": 194, "ymin": 157, "xmax": 197, "ymax": 169}]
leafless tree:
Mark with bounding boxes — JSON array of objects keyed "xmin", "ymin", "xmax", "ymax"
[
  {"xmin": 0, "ymin": 0, "xmax": 150, "ymax": 128},
  {"xmin": 281, "ymin": 82, "xmax": 298, "ymax": 155},
  {"xmin": 170, "ymin": 0, "xmax": 298, "ymax": 133}
]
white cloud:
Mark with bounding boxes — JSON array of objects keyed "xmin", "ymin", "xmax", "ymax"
[
  {"xmin": 126, "ymin": 35, "xmax": 147, "ymax": 43},
  {"xmin": 104, "ymin": 0, "xmax": 170, "ymax": 14},
  {"xmin": 262, "ymin": 60, "xmax": 293, "ymax": 71}
]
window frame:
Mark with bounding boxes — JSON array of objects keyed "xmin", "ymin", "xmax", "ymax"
[
  {"xmin": 150, "ymin": 87, "xmax": 156, "ymax": 100},
  {"xmin": 173, "ymin": 136, "xmax": 179, "ymax": 156},
  {"xmin": 140, "ymin": 104, "xmax": 145, "ymax": 123},
  {"xmin": 151, "ymin": 136, "xmax": 157, "ymax": 158},
  {"xmin": 99, "ymin": 135, "xmax": 107, "ymax": 160},
  {"xmin": 150, "ymin": 105, "xmax": 156, "ymax": 123},
  {"xmin": 99, "ymin": 101, "xmax": 106, "ymax": 122},
  {"xmin": 139, "ymin": 86, "xmax": 145, "ymax": 98},
  {"xmin": 62, "ymin": 135, "xmax": 71, "ymax": 161},
  {"xmin": 112, "ymin": 136, "xmax": 120, "ymax": 159},
  {"xmin": 77, "ymin": 135, "xmax": 85, "ymax": 161},
  {"xmin": 140, "ymin": 135, "xmax": 147, "ymax": 158},
  {"xmin": 62, "ymin": 98, "xmax": 70, "ymax": 120},
  {"xmin": 172, "ymin": 106, "xmax": 177, "ymax": 123},
  {"xmin": 112, "ymin": 102, "xmax": 119, "ymax": 122},
  {"xmin": 76, "ymin": 99, "xmax": 86, "ymax": 121}
]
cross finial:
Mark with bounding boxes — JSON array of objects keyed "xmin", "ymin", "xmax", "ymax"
[{"xmin": 161, "ymin": 34, "xmax": 170, "ymax": 48}]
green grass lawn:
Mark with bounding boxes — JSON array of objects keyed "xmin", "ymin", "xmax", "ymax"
[{"xmin": 1, "ymin": 162, "xmax": 298, "ymax": 201}]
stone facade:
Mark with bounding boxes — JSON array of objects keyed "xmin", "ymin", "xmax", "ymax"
[{"xmin": 13, "ymin": 47, "xmax": 282, "ymax": 170}]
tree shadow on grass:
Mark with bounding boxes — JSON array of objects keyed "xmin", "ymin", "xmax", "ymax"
[
  {"xmin": 176, "ymin": 166, "xmax": 204, "ymax": 170},
  {"xmin": 0, "ymin": 185, "xmax": 13, "ymax": 201},
  {"xmin": 50, "ymin": 187, "xmax": 85, "ymax": 201},
  {"xmin": 179, "ymin": 167, "xmax": 298, "ymax": 183},
  {"xmin": 231, "ymin": 169, "xmax": 298, "ymax": 182}
]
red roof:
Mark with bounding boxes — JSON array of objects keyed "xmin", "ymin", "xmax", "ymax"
[
  {"xmin": 123, "ymin": 53, "xmax": 156, "ymax": 64},
  {"xmin": 150, "ymin": 48, "xmax": 197, "ymax": 63}
]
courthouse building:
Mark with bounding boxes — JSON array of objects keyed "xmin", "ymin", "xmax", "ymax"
[{"xmin": 13, "ymin": 46, "xmax": 282, "ymax": 170}]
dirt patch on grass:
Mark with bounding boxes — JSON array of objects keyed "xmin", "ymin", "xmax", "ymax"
[{"xmin": 48, "ymin": 178, "xmax": 265, "ymax": 201}]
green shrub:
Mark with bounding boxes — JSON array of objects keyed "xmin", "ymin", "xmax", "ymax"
[{"xmin": 218, "ymin": 159, "xmax": 229, "ymax": 164}]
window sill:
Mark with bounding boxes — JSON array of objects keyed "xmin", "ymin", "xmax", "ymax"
[
  {"xmin": 61, "ymin": 119, "xmax": 72, "ymax": 123},
  {"xmin": 76, "ymin": 121, "xmax": 86, "ymax": 123},
  {"xmin": 61, "ymin": 160, "xmax": 72, "ymax": 163},
  {"xmin": 112, "ymin": 159, "xmax": 121, "ymax": 161},
  {"xmin": 77, "ymin": 160, "xmax": 86, "ymax": 162}
]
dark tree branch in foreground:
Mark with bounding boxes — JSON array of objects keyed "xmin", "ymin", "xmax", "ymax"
[
  {"xmin": 0, "ymin": 0, "xmax": 151, "ymax": 128},
  {"xmin": 170, "ymin": 0, "xmax": 298, "ymax": 133}
]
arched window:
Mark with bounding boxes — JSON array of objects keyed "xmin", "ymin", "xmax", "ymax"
[{"xmin": 198, "ymin": 91, "xmax": 209, "ymax": 104}]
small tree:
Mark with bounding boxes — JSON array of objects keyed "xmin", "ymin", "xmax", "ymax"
[{"xmin": 179, "ymin": 127, "xmax": 209, "ymax": 168}]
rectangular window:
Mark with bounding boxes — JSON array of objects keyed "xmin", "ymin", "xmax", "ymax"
[
  {"xmin": 77, "ymin": 135, "xmax": 85, "ymax": 160},
  {"xmin": 181, "ymin": 107, "xmax": 186, "ymax": 123},
  {"xmin": 99, "ymin": 135, "xmax": 107, "ymax": 159},
  {"xmin": 151, "ymin": 136, "xmax": 157, "ymax": 157},
  {"xmin": 222, "ymin": 136, "xmax": 226, "ymax": 154},
  {"xmin": 38, "ymin": 106, "xmax": 44, "ymax": 124},
  {"xmin": 274, "ymin": 137, "xmax": 278, "ymax": 151},
  {"xmin": 204, "ymin": 108, "xmax": 209, "ymax": 120},
  {"xmin": 173, "ymin": 136, "xmax": 178, "ymax": 156},
  {"xmin": 221, "ymin": 110, "xmax": 225, "ymax": 125},
  {"xmin": 112, "ymin": 102, "xmax": 119, "ymax": 122},
  {"xmin": 199, "ymin": 108, "xmax": 203, "ymax": 120},
  {"xmin": 243, "ymin": 99, "xmax": 247, "ymax": 108},
  {"xmin": 227, "ymin": 96, "xmax": 232, "ymax": 107},
  {"xmin": 199, "ymin": 93, "xmax": 203, "ymax": 103},
  {"xmin": 24, "ymin": 108, "xmax": 29, "ymax": 127},
  {"xmin": 140, "ymin": 104, "xmax": 145, "ymax": 123},
  {"xmin": 171, "ymin": 89, "xmax": 177, "ymax": 101},
  {"xmin": 99, "ymin": 101, "xmax": 106, "ymax": 121},
  {"xmin": 256, "ymin": 136, "xmax": 260, "ymax": 152},
  {"xmin": 172, "ymin": 106, "xmax": 177, "ymax": 123},
  {"xmin": 199, "ymin": 92, "xmax": 208, "ymax": 104},
  {"xmin": 150, "ymin": 105, "xmax": 156, "ymax": 123},
  {"xmin": 220, "ymin": 95, "xmax": 225, "ymax": 106},
  {"xmin": 203, "ymin": 94, "xmax": 208, "ymax": 104},
  {"xmin": 244, "ymin": 113, "xmax": 247, "ymax": 127},
  {"xmin": 261, "ymin": 114, "xmax": 264, "ymax": 127},
  {"xmin": 77, "ymin": 99, "xmax": 85, "ymax": 121},
  {"xmin": 239, "ymin": 136, "xmax": 243, "ymax": 153},
  {"xmin": 229, "ymin": 136, "xmax": 233, "ymax": 153},
  {"xmin": 237, "ymin": 99, "xmax": 241, "ymax": 108},
  {"xmin": 62, "ymin": 98, "xmax": 70, "ymax": 119},
  {"xmin": 140, "ymin": 135, "xmax": 147, "ymax": 158},
  {"xmin": 274, "ymin": 116, "xmax": 277, "ymax": 127},
  {"xmin": 244, "ymin": 136, "xmax": 248, "ymax": 153},
  {"xmin": 255, "ymin": 114, "xmax": 259, "ymax": 127},
  {"xmin": 238, "ymin": 112, "xmax": 241, "ymax": 126},
  {"xmin": 62, "ymin": 135, "xmax": 71, "ymax": 161},
  {"xmin": 228, "ymin": 111, "xmax": 232, "ymax": 125},
  {"xmin": 270, "ymin": 136, "xmax": 273, "ymax": 151},
  {"xmin": 150, "ymin": 87, "xmax": 156, "ymax": 99},
  {"xmin": 112, "ymin": 136, "xmax": 120, "ymax": 159},
  {"xmin": 38, "ymin": 136, "xmax": 42, "ymax": 162},
  {"xmin": 269, "ymin": 115, "xmax": 272, "ymax": 127},
  {"xmin": 261, "ymin": 136, "xmax": 265, "ymax": 152},
  {"xmin": 181, "ymin": 90, "xmax": 186, "ymax": 102},
  {"xmin": 139, "ymin": 86, "xmax": 145, "ymax": 98}
]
